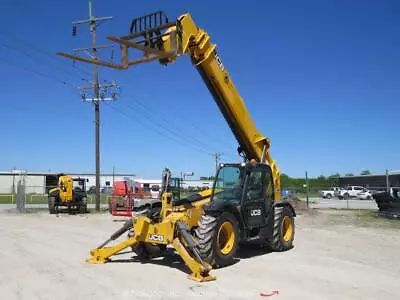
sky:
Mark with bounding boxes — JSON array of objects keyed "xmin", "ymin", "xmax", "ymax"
[{"xmin": 0, "ymin": 0, "xmax": 399, "ymax": 179}]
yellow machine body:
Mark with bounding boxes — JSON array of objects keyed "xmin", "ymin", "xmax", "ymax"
[
  {"xmin": 87, "ymin": 189, "xmax": 215, "ymax": 282},
  {"xmin": 60, "ymin": 11, "xmax": 292, "ymax": 282},
  {"xmin": 49, "ymin": 175, "xmax": 73, "ymax": 203}
]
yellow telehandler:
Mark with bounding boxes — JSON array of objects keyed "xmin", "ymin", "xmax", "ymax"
[
  {"xmin": 59, "ymin": 11, "xmax": 295, "ymax": 281},
  {"xmin": 48, "ymin": 174, "xmax": 88, "ymax": 214}
]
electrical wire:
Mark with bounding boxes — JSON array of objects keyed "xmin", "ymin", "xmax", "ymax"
[
  {"xmin": 122, "ymin": 97, "xmax": 217, "ymax": 153},
  {"xmin": 0, "ymin": 42, "xmax": 90, "ymax": 84},
  {"xmin": 0, "ymin": 56, "xmax": 78, "ymax": 90},
  {"xmin": 0, "ymin": 24, "xmax": 235, "ymax": 159},
  {"xmin": 123, "ymin": 88, "xmax": 235, "ymax": 153},
  {"xmin": 104, "ymin": 102, "xmax": 212, "ymax": 156},
  {"xmin": 0, "ymin": 30, "xmax": 92, "ymax": 78}
]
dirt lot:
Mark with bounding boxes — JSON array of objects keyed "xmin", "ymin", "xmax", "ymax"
[{"xmin": 0, "ymin": 208, "xmax": 399, "ymax": 300}]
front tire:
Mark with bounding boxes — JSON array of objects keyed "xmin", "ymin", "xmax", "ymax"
[
  {"xmin": 326, "ymin": 193, "xmax": 332, "ymax": 199},
  {"xmin": 269, "ymin": 206, "xmax": 295, "ymax": 251},
  {"xmin": 195, "ymin": 212, "xmax": 239, "ymax": 268},
  {"xmin": 48, "ymin": 196, "xmax": 56, "ymax": 214}
]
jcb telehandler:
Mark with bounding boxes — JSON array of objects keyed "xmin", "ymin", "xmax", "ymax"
[
  {"xmin": 48, "ymin": 174, "xmax": 88, "ymax": 214},
  {"xmin": 60, "ymin": 11, "xmax": 295, "ymax": 281}
]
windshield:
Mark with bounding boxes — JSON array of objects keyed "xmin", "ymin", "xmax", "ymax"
[
  {"xmin": 73, "ymin": 180, "xmax": 84, "ymax": 190},
  {"xmin": 212, "ymin": 166, "xmax": 243, "ymax": 204}
]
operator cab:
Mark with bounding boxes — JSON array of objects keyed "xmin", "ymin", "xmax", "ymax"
[
  {"xmin": 72, "ymin": 178, "xmax": 86, "ymax": 192},
  {"xmin": 209, "ymin": 162, "xmax": 274, "ymax": 229}
]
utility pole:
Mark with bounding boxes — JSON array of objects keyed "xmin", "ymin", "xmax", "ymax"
[
  {"xmin": 112, "ymin": 166, "xmax": 115, "ymax": 186},
  {"xmin": 212, "ymin": 152, "xmax": 223, "ymax": 171},
  {"xmin": 63, "ymin": 0, "xmax": 118, "ymax": 211},
  {"xmin": 386, "ymin": 169, "xmax": 390, "ymax": 193}
]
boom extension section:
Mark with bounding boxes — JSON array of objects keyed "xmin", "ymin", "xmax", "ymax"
[{"xmin": 58, "ymin": 11, "xmax": 281, "ymax": 199}]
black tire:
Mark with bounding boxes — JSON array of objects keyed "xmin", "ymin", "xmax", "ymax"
[
  {"xmin": 366, "ymin": 195, "xmax": 372, "ymax": 200},
  {"xmin": 195, "ymin": 212, "xmax": 239, "ymax": 268},
  {"xmin": 48, "ymin": 196, "xmax": 56, "ymax": 214},
  {"xmin": 343, "ymin": 193, "xmax": 349, "ymax": 200},
  {"xmin": 79, "ymin": 197, "xmax": 87, "ymax": 214},
  {"xmin": 326, "ymin": 193, "xmax": 332, "ymax": 199},
  {"xmin": 131, "ymin": 242, "xmax": 166, "ymax": 259},
  {"xmin": 269, "ymin": 206, "xmax": 295, "ymax": 252}
]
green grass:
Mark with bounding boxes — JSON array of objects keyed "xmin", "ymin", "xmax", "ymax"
[
  {"xmin": 293, "ymin": 191, "xmax": 320, "ymax": 199},
  {"xmin": 0, "ymin": 194, "xmax": 15, "ymax": 204},
  {"xmin": 322, "ymin": 209, "xmax": 400, "ymax": 229},
  {"xmin": 0, "ymin": 193, "xmax": 111, "ymax": 205}
]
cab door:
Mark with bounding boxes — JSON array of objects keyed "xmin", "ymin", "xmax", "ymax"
[{"xmin": 240, "ymin": 165, "xmax": 274, "ymax": 229}]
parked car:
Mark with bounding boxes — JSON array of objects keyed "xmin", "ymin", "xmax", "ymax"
[
  {"xmin": 320, "ymin": 187, "xmax": 340, "ymax": 199},
  {"xmin": 150, "ymin": 185, "xmax": 160, "ymax": 199},
  {"xmin": 101, "ymin": 186, "xmax": 113, "ymax": 194},
  {"xmin": 357, "ymin": 190, "xmax": 373, "ymax": 200},
  {"xmin": 338, "ymin": 186, "xmax": 366, "ymax": 199},
  {"xmin": 87, "ymin": 186, "xmax": 96, "ymax": 194}
]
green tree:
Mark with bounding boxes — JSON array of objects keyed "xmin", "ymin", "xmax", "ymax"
[
  {"xmin": 328, "ymin": 173, "xmax": 340, "ymax": 179},
  {"xmin": 200, "ymin": 176, "xmax": 215, "ymax": 180},
  {"xmin": 345, "ymin": 173, "xmax": 354, "ymax": 177},
  {"xmin": 317, "ymin": 175, "xmax": 326, "ymax": 180},
  {"xmin": 360, "ymin": 170, "xmax": 371, "ymax": 175}
]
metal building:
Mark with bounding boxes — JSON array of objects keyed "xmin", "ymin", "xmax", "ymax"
[
  {"xmin": 339, "ymin": 172, "xmax": 400, "ymax": 190},
  {"xmin": 0, "ymin": 170, "xmax": 135, "ymax": 194}
]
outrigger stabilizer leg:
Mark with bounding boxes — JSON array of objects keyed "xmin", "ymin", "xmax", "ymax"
[{"xmin": 85, "ymin": 218, "xmax": 216, "ymax": 281}]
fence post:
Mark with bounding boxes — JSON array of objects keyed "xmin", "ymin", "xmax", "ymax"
[
  {"xmin": 305, "ymin": 171, "xmax": 309, "ymax": 208},
  {"xmin": 16, "ymin": 180, "xmax": 26, "ymax": 213}
]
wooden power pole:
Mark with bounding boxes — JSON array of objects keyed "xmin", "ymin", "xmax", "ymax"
[{"xmin": 59, "ymin": 0, "xmax": 119, "ymax": 211}]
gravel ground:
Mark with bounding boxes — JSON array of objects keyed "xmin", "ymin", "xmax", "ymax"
[{"xmin": 0, "ymin": 207, "xmax": 399, "ymax": 300}]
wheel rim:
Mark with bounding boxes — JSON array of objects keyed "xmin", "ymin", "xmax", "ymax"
[
  {"xmin": 217, "ymin": 221, "xmax": 235, "ymax": 255},
  {"xmin": 282, "ymin": 216, "xmax": 293, "ymax": 242}
]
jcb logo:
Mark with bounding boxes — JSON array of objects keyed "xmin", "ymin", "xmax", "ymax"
[
  {"xmin": 215, "ymin": 52, "xmax": 225, "ymax": 72},
  {"xmin": 148, "ymin": 234, "xmax": 164, "ymax": 242},
  {"xmin": 250, "ymin": 209, "xmax": 262, "ymax": 216}
]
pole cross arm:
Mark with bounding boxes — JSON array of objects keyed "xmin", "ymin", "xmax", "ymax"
[
  {"xmin": 57, "ymin": 36, "xmax": 176, "ymax": 70},
  {"xmin": 57, "ymin": 52, "xmax": 125, "ymax": 70}
]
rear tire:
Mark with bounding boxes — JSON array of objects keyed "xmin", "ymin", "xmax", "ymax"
[
  {"xmin": 79, "ymin": 197, "xmax": 87, "ymax": 214},
  {"xmin": 269, "ymin": 206, "xmax": 295, "ymax": 251},
  {"xmin": 48, "ymin": 196, "xmax": 56, "ymax": 214},
  {"xmin": 195, "ymin": 212, "xmax": 239, "ymax": 268},
  {"xmin": 326, "ymin": 193, "xmax": 332, "ymax": 199}
]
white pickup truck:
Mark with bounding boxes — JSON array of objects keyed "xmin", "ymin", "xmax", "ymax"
[
  {"xmin": 320, "ymin": 187, "xmax": 340, "ymax": 199},
  {"xmin": 337, "ymin": 186, "xmax": 368, "ymax": 199}
]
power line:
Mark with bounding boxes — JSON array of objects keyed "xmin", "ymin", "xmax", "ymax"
[
  {"xmin": 105, "ymin": 102, "xmax": 212, "ymax": 156},
  {"xmin": 0, "ymin": 42, "xmax": 90, "ymax": 83},
  {"xmin": 122, "ymin": 97, "xmax": 216, "ymax": 153},
  {"xmin": 123, "ymin": 86, "xmax": 234, "ymax": 152},
  {"xmin": 0, "ymin": 56, "xmax": 78, "ymax": 90},
  {"xmin": 0, "ymin": 30, "xmax": 92, "ymax": 78},
  {"xmin": 114, "ymin": 101, "xmax": 212, "ymax": 155}
]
